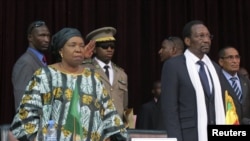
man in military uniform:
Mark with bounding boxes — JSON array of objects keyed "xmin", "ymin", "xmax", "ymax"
[{"xmin": 83, "ymin": 27, "xmax": 128, "ymax": 123}]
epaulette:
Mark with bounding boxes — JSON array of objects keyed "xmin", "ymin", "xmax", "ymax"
[{"xmin": 113, "ymin": 63, "xmax": 124, "ymax": 71}]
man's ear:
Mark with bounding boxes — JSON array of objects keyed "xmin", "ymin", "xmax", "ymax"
[
  {"xmin": 218, "ymin": 58, "xmax": 223, "ymax": 66},
  {"xmin": 172, "ymin": 46, "xmax": 177, "ymax": 54},
  {"xmin": 28, "ymin": 34, "xmax": 32, "ymax": 42},
  {"xmin": 184, "ymin": 37, "xmax": 190, "ymax": 47}
]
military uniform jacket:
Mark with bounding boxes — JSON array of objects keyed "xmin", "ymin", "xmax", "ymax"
[{"xmin": 83, "ymin": 59, "xmax": 128, "ymax": 119}]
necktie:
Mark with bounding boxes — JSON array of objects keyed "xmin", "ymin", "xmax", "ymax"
[
  {"xmin": 104, "ymin": 65, "xmax": 109, "ymax": 78},
  {"xmin": 197, "ymin": 60, "xmax": 211, "ymax": 96},
  {"xmin": 42, "ymin": 56, "xmax": 47, "ymax": 65},
  {"xmin": 230, "ymin": 77, "xmax": 242, "ymax": 102}
]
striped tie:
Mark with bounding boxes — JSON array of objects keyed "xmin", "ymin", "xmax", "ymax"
[{"xmin": 230, "ymin": 77, "xmax": 242, "ymax": 102}]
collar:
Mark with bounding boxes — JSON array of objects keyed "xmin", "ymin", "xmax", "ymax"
[
  {"xmin": 94, "ymin": 57, "xmax": 112, "ymax": 69},
  {"xmin": 28, "ymin": 47, "xmax": 44, "ymax": 62}
]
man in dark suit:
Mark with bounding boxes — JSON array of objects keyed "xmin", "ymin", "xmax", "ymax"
[
  {"xmin": 160, "ymin": 20, "xmax": 225, "ymax": 141},
  {"xmin": 12, "ymin": 20, "xmax": 50, "ymax": 110},
  {"xmin": 218, "ymin": 46, "xmax": 250, "ymax": 124},
  {"xmin": 83, "ymin": 27, "xmax": 128, "ymax": 124},
  {"xmin": 136, "ymin": 80, "xmax": 161, "ymax": 129},
  {"xmin": 136, "ymin": 36, "xmax": 184, "ymax": 130}
]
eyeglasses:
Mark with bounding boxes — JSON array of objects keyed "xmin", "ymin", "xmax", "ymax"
[
  {"xmin": 193, "ymin": 34, "xmax": 213, "ymax": 40},
  {"xmin": 99, "ymin": 44, "xmax": 115, "ymax": 49},
  {"xmin": 27, "ymin": 20, "xmax": 46, "ymax": 34},
  {"xmin": 221, "ymin": 55, "xmax": 241, "ymax": 60},
  {"xmin": 96, "ymin": 42, "xmax": 115, "ymax": 49}
]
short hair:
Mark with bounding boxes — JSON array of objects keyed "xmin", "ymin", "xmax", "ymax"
[
  {"xmin": 27, "ymin": 20, "xmax": 46, "ymax": 35},
  {"xmin": 218, "ymin": 46, "xmax": 236, "ymax": 58},
  {"xmin": 182, "ymin": 20, "xmax": 204, "ymax": 39}
]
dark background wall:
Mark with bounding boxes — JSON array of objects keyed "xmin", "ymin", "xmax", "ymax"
[{"xmin": 1, "ymin": 0, "xmax": 250, "ymax": 124}]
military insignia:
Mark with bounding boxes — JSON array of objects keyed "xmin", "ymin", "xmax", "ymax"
[{"xmin": 118, "ymin": 79, "xmax": 126, "ymax": 85}]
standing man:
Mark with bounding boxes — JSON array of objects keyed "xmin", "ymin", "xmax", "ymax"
[
  {"xmin": 83, "ymin": 27, "xmax": 128, "ymax": 122},
  {"xmin": 136, "ymin": 36, "xmax": 184, "ymax": 130},
  {"xmin": 218, "ymin": 46, "xmax": 250, "ymax": 124},
  {"xmin": 12, "ymin": 20, "xmax": 50, "ymax": 110},
  {"xmin": 136, "ymin": 80, "xmax": 161, "ymax": 129},
  {"xmin": 158, "ymin": 36, "xmax": 184, "ymax": 62},
  {"xmin": 160, "ymin": 20, "xmax": 225, "ymax": 141}
]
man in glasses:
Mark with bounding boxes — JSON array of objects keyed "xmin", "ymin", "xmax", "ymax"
[
  {"xmin": 12, "ymin": 20, "xmax": 50, "ymax": 110},
  {"xmin": 83, "ymin": 27, "xmax": 129, "ymax": 126},
  {"xmin": 218, "ymin": 46, "xmax": 250, "ymax": 124},
  {"xmin": 158, "ymin": 36, "xmax": 184, "ymax": 62}
]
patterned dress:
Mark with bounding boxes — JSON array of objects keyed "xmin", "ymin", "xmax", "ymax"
[{"xmin": 10, "ymin": 66, "xmax": 127, "ymax": 141}]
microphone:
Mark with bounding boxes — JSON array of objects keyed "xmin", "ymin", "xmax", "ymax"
[{"xmin": 242, "ymin": 118, "xmax": 250, "ymax": 125}]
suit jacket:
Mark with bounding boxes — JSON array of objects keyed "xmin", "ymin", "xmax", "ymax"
[
  {"xmin": 12, "ymin": 49, "xmax": 44, "ymax": 110},
  {"xmin": 136, "ymin": 99, "xmax": 159, "ymax": 129},
  {"xmin": 160, "ymin": 55, "xmax": 221, "ymax": 141},
  {"xmin": 83, "ymin": 59, "xmax": 128, "ymax": 118},
  {"xmin": 218, "ymin": 70, "xmax": 250, "ymax": 124}
]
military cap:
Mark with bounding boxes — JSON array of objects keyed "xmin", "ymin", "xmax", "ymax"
[{"xmin": 86, "ymin": 27, "xmax": 116, "ymax": 42}]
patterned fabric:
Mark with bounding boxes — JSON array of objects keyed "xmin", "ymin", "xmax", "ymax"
[{"xmin": 10, "ymin": 66, "xmax": 127, "ymax": 141}]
